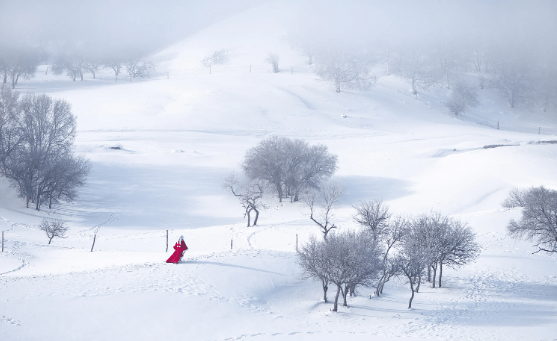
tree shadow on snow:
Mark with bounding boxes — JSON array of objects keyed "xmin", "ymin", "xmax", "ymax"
[
  {"xmin": 333, "ymin": 175, "xmax": 413, "ymax": 205},
  {"xmin": 184, "ymin": 260, "xmax": 286, "ymax": 276}
]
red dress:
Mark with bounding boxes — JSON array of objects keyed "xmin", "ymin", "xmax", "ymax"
[{"xmin": 166, "ymin": 240, "xmax": 188, "ymax": 263}]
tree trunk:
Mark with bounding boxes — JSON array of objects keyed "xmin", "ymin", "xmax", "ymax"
[
  {"xmin": 427, "ymin": 265, "xmax": 431, "ymax": 282},
  {"xmin": 253, "ymin": 208, "xmax": 259, "ymax": 226},
  {"xmin": 322, "ymin": 279, "xmax": 328, "ymax": 302},
  {"xmin": 416, "ymin": 275, "xmax": 421, "ymax": 293},
  {"xmin": 438, "ymin": 262, "xmax": 443, "ymax": 288},
  {"xmin": 48, "ymin": 237, "xmax": 53, "ymax": 244},
  {"xmin": 408, "ymin": 278, "xmax": 415, "ymax": 309},
  {"xmin": 333, "ymin": 285, "xmax": 341, "ymax": 312},
  {"xmin": 342, "ymin": 284, "xmax": 349, "ymax": 306},
  {"xmin": 246, "ymin": 209, "xmax": 251, "ymax": 227},
  {"xmin": 35, "ymin": 192, "xmax": 40, "ymax": 210},
  {"xmin": 432, "ymin": 263, "xmax": 437, "ymax": 288}
]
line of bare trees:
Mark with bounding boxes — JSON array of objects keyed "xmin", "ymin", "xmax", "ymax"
[
  {"xmin": 288, "ymin": 27, "xmax": 557, "ymax": 115},
  {"xmin": 0, "ymin": 39, "xmax": 155, "ymax": 89},
  {"xmin": 0, "ymin": 88, "xmax": 90, "ymax": 210},
  {"xmin": 298, "ymin": 198, "xmax": 481, "ymax": 311}
]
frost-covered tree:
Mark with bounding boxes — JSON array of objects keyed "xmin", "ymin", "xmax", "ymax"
[
  {"xmin": 490, "ymin": 58, "xmax": 532, "ymax": 109},
  {"xmin": 298, "ymin": 230, "xmax": 382, "ymax": 312},
  {"xmin": 502, "ymin": 186, "xmax": 557, "ymax": 254},
  {"xmin": 2, "ymin": 93, "xmax": 90, "ymax": 210},
  {"xmin": 222, "ymin": 172, "xmax": 267, "ymax": 227},
  {"xmin": 353, "ymin": 200, "xmax": 391, "ymax": 241},
  {"xmin": 445, "ymin": 80, "xmax": 479, "ymax": 116},
  {"xmin": 201, "ymin": 48, "xmax": 230, "ymax": 74},
  {"xmin": 242, "ymin": 136, "xmax": 337, "ymax": 202},
  {"xmin": 0, "ymin": 43, "xmax": 40, "ymax": 89},
  {"xmin": 297, "ymin": 235, "xmax": 330, "ymax": 302},
  {"xmin": 39, "ymin": 218, "xmax": 69, "ymax": 244},
  {"xmin": 0, "ymin": 88, "xmax": 22, "ymax": 169},
  {"xmin": 314, "ymin": 50, "xmax": 372, "ymax": 93},
  {"xmin": 304, "ymin": 182, "xmax": 344, "ymax": 241},
  {"xmin": 396, "ymin": 47, "xmax": 437, "ymax": 99},
  {"xmin": 124, "ymin": 57, "xmax": 154, "ymax": 79},
  {"xmin": 266, "ymin": 53, "xmax": 280, "ymax": 73}
]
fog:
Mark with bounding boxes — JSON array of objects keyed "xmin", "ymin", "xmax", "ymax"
[
  {"xmin": 1, "ymin": 0, "xmax": 556, "ymax": 111},
  {"xmin": 0, "ymin": 0, "xmax": 263, "ymax": 54}
]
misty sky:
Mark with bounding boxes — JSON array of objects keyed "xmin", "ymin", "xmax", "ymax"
[
  {"xmin": 1, "ymin": 0, "xmax": 556, "ymax": 59},
  {"xmin": 0, "ymin": 0, "xmax": 264, "ymax": 51}
]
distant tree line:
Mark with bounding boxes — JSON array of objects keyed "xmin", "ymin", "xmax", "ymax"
[
  {"xmin": 0, "ymin": 88, "xmax": 90, "ymax": 210},
  {"xmin": 0, "ymin": 39, "xmax": 155, "ymax": 89},
  {"xmin": 287, "ymin": 11, "xmax": 557, "ymax": 115},
  {"xmin": 298, "ymin": 199, "xmax": 481, "ymax": 311}
]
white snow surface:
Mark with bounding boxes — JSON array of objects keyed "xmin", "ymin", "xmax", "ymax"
[{"xmin": 1, "ymin": 3, "xmax": 557, "ymax": 340}]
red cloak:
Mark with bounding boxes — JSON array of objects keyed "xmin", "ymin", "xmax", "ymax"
[{"xmin": 166, "ymin": 239, "xmax": 188, "ymax": 263}]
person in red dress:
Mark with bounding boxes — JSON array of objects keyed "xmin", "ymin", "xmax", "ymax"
[{"xmin": 166, "ymin": 235, "xmax": 188, "ymax": 263}]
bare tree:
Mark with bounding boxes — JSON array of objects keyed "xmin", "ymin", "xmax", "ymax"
[
  {"xmin": 222, "ymin": 172, "xmax": 267, "ymax": 227},
  {"xmin": 0, "ymin": 43, "xmax": 40, "ymax": 89},
  {"xmin": 39, "ymin": 218, "xmax": 69, "ymax": 244},
  {"xmin": 314, "ymin": 50, "xmax": 372, "ymax": 93},
  {"xmin": 124, "ymin": 57, "xmax": 154, "ymax": 79},
  {"xmin": 297, "ymin": 234, "xmax": 330, "ymax": 302},
  {"xmin": 353, "ymin": 200, "xmax": 391, "ymax": 241},
  {"xmin": 0, "ymin": 88, "xmax": 22, "ymax": 170},
  {"xmin": 489, "ymin": 58, "xmax": 532, "ymax": 109},
  {"xmin": 201, "ymin": 48, "xmax": 231, "ymax": 74},
  {"xmin": 436, "ymin": 218, "xmax": 480, "ymax": 288},
  {"xmin": 374, "ymin": 215, "xmax": 406, "ymax": 296},
  {"xmin": 324, "ymin": 230, "xmax": 382, "ymax": 311},
  {"xmin": 396, "ymin": 46, "xmax": 437, "ymax": 99},
  {"xmin": 2, "ymin": 93, "xmax": 89, "ymax": 210},
  {"xmin": 304, "ymin": 182, "xmax": 344, "ymax": 241},
  {"xmin": 266, "ymin": 53, "xmax": 280, "ymax": 73},
  {"xmin": 445, "ymin": 80, "xmax": 479, "ymax": 116},
  {"xmin": 51, "ymin": 46, "xmax": 88, "ymax": 81},
  {"xmin": 502, "ymin": 186, "xmax": 557, "ymax": 254}
]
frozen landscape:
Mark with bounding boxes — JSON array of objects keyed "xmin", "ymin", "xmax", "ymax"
[{"xmin": 1, "ymin": 1, "xmax": 557, "ymax": 340}]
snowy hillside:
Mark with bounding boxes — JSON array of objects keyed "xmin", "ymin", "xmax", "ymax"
[{"xmin": 1, "ymin": 3, "xmax": 557, "ymax": 341}]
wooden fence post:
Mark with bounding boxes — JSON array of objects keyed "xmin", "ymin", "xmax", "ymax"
[{"xmin": 166, "ymin": 230, "xmax": 169, "ymax": 252}]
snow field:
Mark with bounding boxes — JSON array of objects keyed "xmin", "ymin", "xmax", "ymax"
[{"xmin": 1, "ymin": 3, "xmax": 557, "ymax": 340}]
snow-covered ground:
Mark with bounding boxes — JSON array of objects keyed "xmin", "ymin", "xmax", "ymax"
[{"xmin": 2, "ymin": 3, "xmax": 557, "ymax": 340}]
